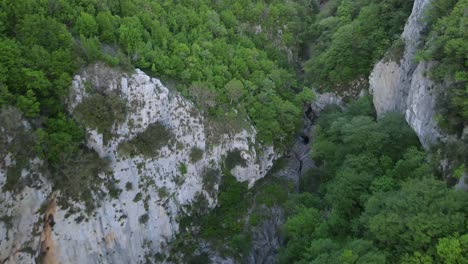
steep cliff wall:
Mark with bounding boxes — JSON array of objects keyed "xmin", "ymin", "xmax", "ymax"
[
  {"xmin": 369, "ymin": 0, "xmax": 442, "ymax": 148},
  {"xmin": 0, "ymin": 64, "xmax": 275, "ymax": 263}
]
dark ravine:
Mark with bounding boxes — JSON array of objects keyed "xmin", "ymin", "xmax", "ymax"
[{"xmin": 243, "ymin": 94, "xmax": 341, "ymax": 264}]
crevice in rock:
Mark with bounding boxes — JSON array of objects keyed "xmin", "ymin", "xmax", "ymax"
[
  {"xmin": 300, "ymin": 135, "xmax": 310, "ymax": 145},
  {"xmin": 244, "ymin": 104, "xmax": 319, "ymax": 263}
]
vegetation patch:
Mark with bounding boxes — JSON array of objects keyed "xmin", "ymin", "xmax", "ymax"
[
  {"xmin": 255, "ymin": 183, "xmax": 289, "ymax": 207},
  {"xmin": 417, "ymin": 0, "xmax": 467, "ymax": 135},
  {"xmin": 125, "ymin": 182, "xmax": 133, "ymax": 191},
  {"xmin": 133, "ymin": 192, "xmax": 143, "ymax": 203},
  {"xmin": 51, "ymin": 148, "xmax": 111, "ymax": 214},
  {"xmin": 0, "ymin": 107, "xmax": 38, "ymax": 192},
  {"xmin": 118, "ymin": 122, "xmax": 175, "ymax": 157},
  {"xmin": 304, "ymin": 0, "xmax": 413, "ymax": 91},
  {"xmin": 384, "ymin": 38, "xmax": 405, "ymax": 63},
  {"xmin": 139, "ymin": 213, "xmax": 149, "ymax": 224},
  {"xmin": 202, "ymin": 169, "xmax": 221, "ymax": 197},
  {"xmin": 279, "ymin": 97, "xmax": 468, "ymax": 264},
  {"xmin": 179, "ymin": 163, "xmax": 187, "ymax": 175},
  {"xmin": 157, "ymin": 187, "xmax": 169, "ymax": 199},
  {"xmin": 73, "ymin": 91, "xmax": 127, "ymax": 142},
  {"xmin": 171, "ymin": 168, "xmax": 296, "ymax": 261},
  {"xmin": 189, "ymin": 147, "xmax": 204, "ymax": 163},
  {"xmin": 0, "ymin": 215, "xmax": 14, "ymax": 231},
  {"xmin": 224, "ymin": 149, "xmax": 248, "ymax": 171}
]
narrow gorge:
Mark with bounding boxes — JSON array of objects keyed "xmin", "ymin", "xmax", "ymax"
[{"xmin": 0, "ymin": 0, "xmax": 466, "ymax": 263}]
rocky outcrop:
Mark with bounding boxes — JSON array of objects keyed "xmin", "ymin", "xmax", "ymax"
[
  {"xmin": 0, "ymin": 64, "xmax": 275, "ymax": 263},
  {"xmin": 369, "ymin": 0, "xmax": 442, "ymax": 148}
]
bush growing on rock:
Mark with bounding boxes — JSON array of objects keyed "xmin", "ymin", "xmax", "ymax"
[
  {"xmin": 73, "ymin": 92, "xmax": 127, "ymax": 142},
  {"xmin": 189, "ymin": 146, "xmax": 204, "ymax": 163},
  {"xmin": 179, "ymin": 163, "xmax": 188, "ymax": 175},
  {"xmin": 118, "ymin": 122, "xmax": 174, "ymax": 157},
  {"xmin": 0, "ymin": 107, "xmax": 37, "ymax": 191},
  {"xmin": 53, "ymin": 148, "xmax": 110, "ymax": 213},
  {"xmin": 224, "ymin": 149, "xmax": 247, "ymax": 171}
]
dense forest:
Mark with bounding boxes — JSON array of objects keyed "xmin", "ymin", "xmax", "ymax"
[
  {"xmin": 0, "ymin": 0, "xmax": 467, "ymax": 263},
  {"xmin": 303, "ymin": 0, "xmax": 413, "ymax": 90},
  {"xmin": 280, "ymin": 98, "xmax": 468, "ymax": 263},
  {"xmin": 0, "ymin": 0, "xmax": 316, "ymax": 201}
]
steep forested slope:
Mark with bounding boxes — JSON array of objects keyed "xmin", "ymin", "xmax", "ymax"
[
  {"xmin": 0, "ymin": 0, "xmax": 315, "ymax": 196},
  {"xmin": 303, "ymin": 0, "xmax": 414, "ymax": 92}
]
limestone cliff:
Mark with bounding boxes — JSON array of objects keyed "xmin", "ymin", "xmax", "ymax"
[
  {"xmin": 0, "ymin": 64, "xmax": 275, "ymax": 263},
  {"xmin": 369, "ymin": 0, "xmax": 442, "ymax": 149}
]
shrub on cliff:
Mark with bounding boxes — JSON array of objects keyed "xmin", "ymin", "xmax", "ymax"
[
  {"xmin": 74, "ymin": 92, "xmax": 127, "ymax": 142},
  {"xmin": 118, "ymin": 122, "xmax": 175, "ymax": 157}
]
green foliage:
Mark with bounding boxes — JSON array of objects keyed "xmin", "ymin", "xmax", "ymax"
[
  {"xmin": 0, "ymin": 0, "xmax": 315, "ymax": 146},
  {"xmin": 52, "ymin": 148, "xmax": 110, "ymax": 213},
  {"xmin": 255, "ymin": 183, "xmax": 289, "ymax": 207},
  {"xmin": 279, "ymin": 97, "xmax": 468, "ymax": 263},
  {"xmin": 295, "ymin": 88, "xmax": 316, "ymax": 104},
  {"xmin": 436, "ymin": 234, "xmax": 468, "ymax": 264},
  {"xmin": 199, "ymin": 173, "xmax": 251, "ymax": 257},
  {"xmin": 284, "ymin": 208, "xmax": 321, "ymax": 239},
  {"xmin": 362, "ymin": 178, "xmax": 467, "ymax": 260},
  {"xmin": 133, "ymin": 192, "xmax": 142, "ymax": 202},
  {"xmin": 125, "ymin": 182, "xmax": 133, "ymax": 191},
  {"xmin": 176, "ymin": 170, "xmax": 297, "ymax": 260},
  {"xmin": 312, "ymin": 97, "xmax": 420, "ymax": 178},
  {"xmin": 179, "ymin": 163, "xmax": 187, "ymax": 176},
  {"xmin": 75, "ymin": 12, "xmax": 98, "ymax": 37},
  {"xmin": 139, "ymin": 213, "xmax": 149, "ymax": 224},
  {"xmin": 74, "ymin": 92, "xmax": 127, "ymax": 142},
  {"xmin": 296, "ymin": 239, "xmax": 386, "ymax": 264},
  {"xmin": 36, "ymin": 114, "xmax": 84, "ymax": 167},
  {"xmin": 421, "ymin": 0, "xmax": 468, "ymax": 133},
  {"xmin": 224, "ymin": 149, "xmax": 247, "ymax": 171},
  {"xmin": 224, "ymin": 79, "xmax": 244, "ymax": 105},
  {"xmin": 187, "ymin": 253, "xmax": 211, "ymax": 264},
  {"xmin": 304, "ymin": 0, "xmax": 413, "ymax": 90},
  {"xmin": 118, "ymin": 122, "xmax": 174, "ymax": 157},
  {"xmin": 453, "ymin": 164, "xmax": 465, "ymax": 180},
  {"xmin": 0, "ymin": 107, "xmax": 37, "ymax": 191},
  {"xmin": 202, "ymin": 168, "xmax": 220, "ymax": 197},
  {"xmin": 16, "ymin": 90, "xmax": 40, "ymax": 118},
  {"xmin": 157, "ymin": 187, "xmax": 169, "ymax": 199},
  {"xmin": 189, "ymin": 147, "xmax": 204, "ymax": 163}
]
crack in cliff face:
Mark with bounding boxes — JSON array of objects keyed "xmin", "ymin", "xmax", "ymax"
[{"xmin": 296, "ymin": 105, "xmax": 316, "ymax": 176}]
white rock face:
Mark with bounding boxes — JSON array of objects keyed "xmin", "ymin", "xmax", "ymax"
[
  {"xmin": 311, "ymin": 92, "xmax": 344, "ymax": 115},
  {"xmin": 369, "ymin": 0, "xmax": 442, "ymax": 148},
  {"xmin": 0, "ymin": 162, "xmax": 50, "ymax": 264},
  {"xmin": 405, "ymin": 62, "xmax": 441, "ymax": 145},
  {"xmin": 0, "ymin": 64, "xmax": 275, "ymax": 263}
]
